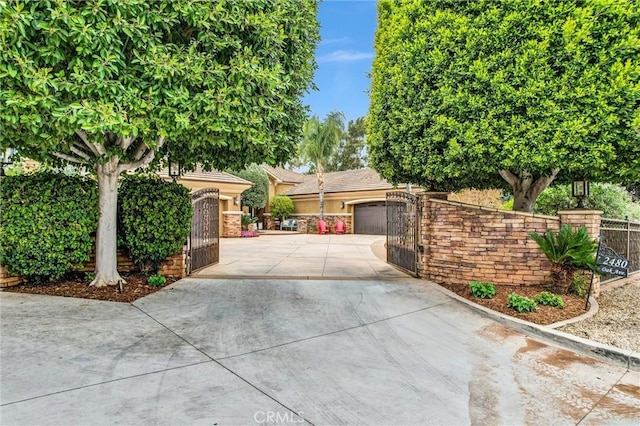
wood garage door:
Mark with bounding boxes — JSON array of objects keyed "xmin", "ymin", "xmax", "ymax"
[{"xmin": 354, "ymin": 203, "xmax": 387, "ymax": 235}]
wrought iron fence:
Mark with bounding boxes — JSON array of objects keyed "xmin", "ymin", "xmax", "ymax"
[{"xmin": 600, "ymin": 217, "xmax": 640, "ymax": 282}]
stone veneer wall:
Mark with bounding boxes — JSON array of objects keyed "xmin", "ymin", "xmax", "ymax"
[
  {"xmin": 158, "ymin": 252, "xmax": 187, "ymax": 278},
  {"xmin": 222, "ymin": 212, "xmax": 242, "ymax": 237},
  {"xmin": 418, "ymin": 194, "xmax": 602, "ymax": 295}
]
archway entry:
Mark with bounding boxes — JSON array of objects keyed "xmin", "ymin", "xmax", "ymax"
[{"xmin": 188, "ymin": 188, "xmax": 219, "ymax": 274}]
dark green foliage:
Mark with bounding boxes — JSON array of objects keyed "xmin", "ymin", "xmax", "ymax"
[
  {"xmin": 570, "ymin": 275, "xmax": 589, "ymax": 298},
  {"xmin": 469, "ymin": 281, "xmax": 496, "ymax": 299},
  {"xmin": 147, "ymin": 274, "xmax": 167, "ymax": 288},
  {"xmin": 235, "ymin": 164, "xmax": 269, "ymax": 209},
  {"xmin": 529, "ymin": 225, "xmax": 598, "ymax": 294},
  {"xmin": 534, "ymin": 291, "xmax": 565, "ymax": 309},
  {"xmin": 507, "ymin": 293, "xmax": 538, "ymax": 313},
  {"xmin": 535, "ymin": 183, "xmax": 640, "ymax": 220},
  {"xmin": 269, "ymin": 195, "xmax": 294, "ymax": 220},
  {"xmin": 0, "ymin": 172, "xmax": 98, "ymax": 281},
  {"xmin": 326, "ymin": 116, "xmax": 368, "ymax": 172},
  {"xmin": 369, "ymin": 0, "xmax": 640, "ymax": 210},
  {"xmin": 119, "ymin": 176, "xmax": 192, "ymax": 271}
]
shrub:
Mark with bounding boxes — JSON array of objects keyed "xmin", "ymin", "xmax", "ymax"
[
  {"xmin": 570, "ymin": 275, "xmax": 589, "ymax": 298},
  {"xmin": 534, "ymin": 291, "xmax": 565, "ymax": 309},
  {"xmin": 233, "ymin": 164, "xmax": 269, "ymax": 210},
  {"xmin": 469, "ymin": 281, "xmax": 496, "ymax": 299},
  {"xmin": 241, "ymin": 215, "xmax": 258, "ymax": 230},
  {"xmin": 147, "ymin": 274, "xmax": 167, "ymax": 287},
  {"xmin": 269, "ymin": 195, "xmax": 294, "ymax": 221},
  {"xmin": 119, "ymin": 175, "xmax": 192, "ymax": 272},
  {"xmin": 507, "ymin": 293, "xmax": 537, "ymax": 313},
  {"xmin": 0, "ymin": 172, "xmax": 99, "ymax": 282},
  {"xmin": 529, "ymin": 225, "xmax": 598, "ymax": 294}
]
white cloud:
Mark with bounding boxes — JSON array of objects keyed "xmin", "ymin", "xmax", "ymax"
[
  {"xmin": 318, "ymin": 50, "xmax": 375, "ymax": 63},
  {"xmin": 320, "ymin": 36, "xmax": 351, "ymax": 45}
]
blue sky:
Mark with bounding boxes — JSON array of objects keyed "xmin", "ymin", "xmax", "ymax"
[{"xmin": 302, "ymin": 1, "xmax": 377, "ymax": 124}]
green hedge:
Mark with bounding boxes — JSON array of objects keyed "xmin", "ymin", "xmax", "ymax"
[
  {"xmin": 0, "ymin": 172, "xmax": 99, "ymax": 282},
  {"xmin": 119, "ymin": 175, "xmax": 192, "ymax": 271}
]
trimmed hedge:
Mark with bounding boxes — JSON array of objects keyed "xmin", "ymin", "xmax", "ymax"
[
  {"xmin": 119, "ymin": 175, "xmax": 192, "ymax": 271},
  {"xmin": 0, "ymin": 172, "xmax": 99, "ymax": 282}
]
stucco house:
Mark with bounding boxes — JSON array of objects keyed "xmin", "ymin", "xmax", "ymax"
[{"xmin": 261, "ymin": 166, "xmax": 419, "ymax": 234}]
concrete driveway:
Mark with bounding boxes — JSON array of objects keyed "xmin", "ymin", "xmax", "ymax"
[
  {"xmin": 1, "ymin": 276, "xmax": 639, "ymax": 425},
  {"xmin": 195, "ymin": 233, "xmax": 407, "ymax": 279}
]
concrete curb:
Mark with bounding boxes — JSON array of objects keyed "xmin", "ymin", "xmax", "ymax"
[{"xmin": 429, "ymin": 282, "xmax": 640, "ymax": 372}]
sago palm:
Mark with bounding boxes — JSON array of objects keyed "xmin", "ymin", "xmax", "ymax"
[
  {"xmin": 529, "ymin": 225, "xmax": 598, "ymax": 294},
  {"xmin": 299, "ymin": 111, "xmax": 345, "ymax": 220}
]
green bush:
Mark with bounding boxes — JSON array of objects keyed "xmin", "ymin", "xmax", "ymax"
[
  {"xmin": 534, "ymin": 291, "xmax": 565, "ymax": 309},
  {"xmin": 233, "ymin": 163, "xmax": 269, "ymax": 210},
  {"xmin": 147, "ymin": 274, "xmax": 167, "ymax": 287},
  {"xmin": 469, "ymin": 281, "xmax": 496, "ymax": 299},
  {"xmin": 119, "ymin": 175, "xmax": 192, "ymax": 272},
  {"xmin": 507, "ymin": 293, "xmax": 537, "ymax": 313},
  {"xmin": 0, "ymin": 172, "xmax": 99, "ymax": 282},
  {"xmin": 269, "ymin": 195, "xmax": 294, "ymax": 221},
  {"xmin": 570, "ymin": 275, "xmax": 589, "ymax": 298}
]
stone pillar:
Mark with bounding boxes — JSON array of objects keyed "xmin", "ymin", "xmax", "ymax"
[
  {"xmin": 416, "ymin": 192, "xmax": 449, "ymax": 279},
  {"xmin": 559, "ymin": 210, "xmax": 603, "ymax": 297},
  {"xmin": 159, "ymin": 252, "xmax": 187, "ymax": 278},
  {"xmin": 222, "ymin": 211, "xmax": 242, "ymax": 238},
  {"xmin": 0, "ymin": 264, "xmax": 23, "ymax": 288}
]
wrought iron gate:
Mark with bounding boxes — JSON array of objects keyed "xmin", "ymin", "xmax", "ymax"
[
  {"xmin": 188, "ymin": 188, "xmax": 219, "ymax": 273},
  {"xmin": 386, "ymin": 192, "xmax": 419, "ymax": 276},
  {"xmin": 600, "ymin": 217, "xmax": 640, "ymax": 282}
]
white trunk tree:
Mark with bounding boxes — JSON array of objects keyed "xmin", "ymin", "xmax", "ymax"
[
  {"xmin": 55, "ymin": 131, "xmax": 164, "ymax": 287},
  {"xmin": 500, "ymin": 169, "xmax": 560, "ymax": 213}
]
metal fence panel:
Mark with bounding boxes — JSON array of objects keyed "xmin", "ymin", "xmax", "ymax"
[
  {"xmin": 600, "ymin": 218, "xmax": 640, "ymax": 282},
  {"xmin": 386, "ymin": 192, "xmax": 419, "ymax": 276}
]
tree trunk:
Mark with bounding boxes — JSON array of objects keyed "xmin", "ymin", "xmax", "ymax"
[
  {"xmin": 317, "ymin": 161, "xmax": 325, "ymax": 221},
  {"xmin": 499, "ymin": 169, "xmax": 560, "ymax": 213},
  {"xmin": 91, "ymin": 156, "xmax": 124, "ymax": 287}
]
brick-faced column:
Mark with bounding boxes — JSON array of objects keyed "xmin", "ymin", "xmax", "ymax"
[
  {"xmin": 417, "ymin": 192, "xmax": 449, "ymax": 279},
  {"xmin": 559, "ymin": 210, "xmax": 603, "ymax": 297},
  {"xmin": 222, "ymin": 211, "xmax": 242, "ymax": 238}
]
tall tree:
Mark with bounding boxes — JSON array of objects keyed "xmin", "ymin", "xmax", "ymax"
[
  {"xmin": 326, "ymin": 116, "xmax": 367, "ymax": 172},
  {"xmin": 368, "ymin": 0, "xmax": 640, "ymax": 212},
  {"xmin": 0, "ymin": 0, "xmax": 319, "ymax": 286},
  {"xmin": 235, "ymin": 163, "xmax": 269, "ymax": 213},
  {"xmin": 299, "ymin": 111, "xmax": 345, "ymax": 219}
]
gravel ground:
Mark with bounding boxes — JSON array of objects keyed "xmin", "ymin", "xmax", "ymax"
[{"xmin": 558, "ymin": 276, "xmax": 640, "ymax": 353}]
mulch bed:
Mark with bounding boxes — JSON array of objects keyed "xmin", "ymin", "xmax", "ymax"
[
  {"xmin": 439, "ymin": 282, "xmax": 589, "ymax": 325},
  {"xmin": 1, "ymin": 272, "xmax": 177, "ymax": 303}
]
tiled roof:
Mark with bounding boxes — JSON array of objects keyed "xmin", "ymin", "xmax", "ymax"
[
  {"xmin": 283, "ymin": 168, "xmax": 397, "ymax": 195},
  {"xmin": 261, "ymin": 164, "xmax": 305, "ymax": 183},
  {"xmin": 158, "ymin": 165, "xmax": 252, "ymax": 185}
]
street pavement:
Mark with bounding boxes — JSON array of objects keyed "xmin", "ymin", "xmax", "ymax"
[{"xmin": 1, "ymin": 234, "xmax": 639, "ymax": 424}]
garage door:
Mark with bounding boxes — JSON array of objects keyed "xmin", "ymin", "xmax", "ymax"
[{"xmin": 354, "ymin": 203, "xmax": 387, "ymax": 235}]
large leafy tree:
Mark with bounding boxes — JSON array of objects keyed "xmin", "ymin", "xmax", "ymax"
[
  {"xmin": 0, "ymin": 0, "xmax": 318, "ymax": 286},
  {"xmin": 235, "ymin": 163, "xmax": 269, "ymax": 212},
  {"xmin": 369, "ymin": 0, "xmax": 640, "ymax": 212},
  {"xmin": 326, "ymin": 116, "xmax": 367, "ymax": 172},
  {"xmin": 299, "ymin": 111, "xmax": 345, "ymax": 219}
]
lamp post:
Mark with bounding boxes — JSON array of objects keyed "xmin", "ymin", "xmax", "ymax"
[
  {"xmin": 572, "ymin": 178, "xmax": 589, "ymax": 209},
  {"xmin": 1, "ymin": 148, "xmax": 15, "ymax": 177},
  {"xmin": 168, "ymin": 159, "xmax": 181, "ymax": 182}
]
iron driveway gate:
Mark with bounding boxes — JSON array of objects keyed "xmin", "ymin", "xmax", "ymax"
[
  {"xmin": 600, "ymin": 217, "xmax": 640, "ymax": 282},
  {"xmin": 188, "ymin": 188, "xmax": 219, "ymax": 273},
  {"xmin": 386, "ymin": 191, "xmax": 419, "ymax": 276}
]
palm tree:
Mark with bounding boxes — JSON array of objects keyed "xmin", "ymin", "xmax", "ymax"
[{"xmin": 299, "ymin": 111, "xmax": 345, "ymax": 220}]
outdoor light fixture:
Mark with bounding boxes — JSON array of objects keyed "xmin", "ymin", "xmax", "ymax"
[
  {"xmin": 1, "ymin": 147, "xmax": 15, "ymax": 177},
  {"xmin": 233, "ymin": 196, "xmax": 239, "ymax": 206},
  {"xmin": 340, "ymin": 201, "xmax": 345, "ymax": 209},
  {"xmin": 572, "ymin": 178, "xmax": 589, "ymax": 209},
  {"xmin": 168, "ymin": 159, "xmax": 181, "ymax": 182}
]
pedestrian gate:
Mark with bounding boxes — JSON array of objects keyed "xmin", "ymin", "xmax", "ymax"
[
  {"xmin": 188, "ymin": 188, "xmax": 219, "ymax": 273},
  {"xmin": 386, "ymin": 192, "xmax": 419, "ymax": 276}
]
